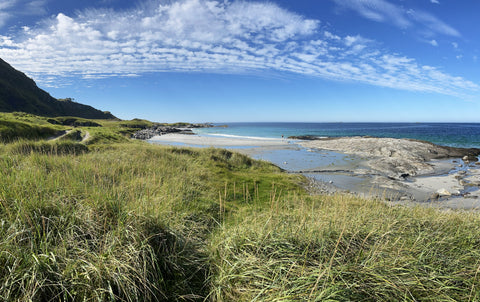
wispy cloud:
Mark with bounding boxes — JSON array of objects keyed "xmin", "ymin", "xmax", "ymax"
[
  {"xmin": 0, "ymin": 0, "xmax": 47, "ymax": 28},
  {"xmin": 0, "ymin": 0, "xmax": 476, "ymax": 97},
  {"xmin": 0, "ymin": 0, "xmax": 17, "ymax": 28},
  {"xmin": 406, "ymin": 8, "xmax": 460, "ymax": 37},
  {"xmin": 332, "ymin": 0, "xmax": 459, "ymax": 37},
  {"xmin": 332, "ymin": 0, "xmax": 410, "ymax": 28}
]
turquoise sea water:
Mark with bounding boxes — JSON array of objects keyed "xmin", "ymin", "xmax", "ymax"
[{"xmin": 195, "ymin": 123, "xmax": 480, "ymax": 148}]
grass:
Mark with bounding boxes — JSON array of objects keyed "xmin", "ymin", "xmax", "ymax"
[
  {"xmin": 7, "ymin": 140, "xmax": 89, "ymax": 155},
  {"xmin": 0, "ymin": 119, "xmax": 59, "ymax": 143},
  {"xmin": 0, "ymin": 140, "xmax": 303, "ymax": 301},
  {"xmin": 1, "ymin": 113, "xmax": 480, "ymax": 301},
  {"xmin": 209, "ymin": 196, "xmax": 480, "ymax": 301}
]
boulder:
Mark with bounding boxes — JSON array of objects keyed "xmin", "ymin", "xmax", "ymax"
[
  {"xmin": 429, "ymin": 192, "xmax": 440, "ymax": 200},
  {"xmin": 436, "ymin": 188, "xmax": 451, "ymax": 196}
]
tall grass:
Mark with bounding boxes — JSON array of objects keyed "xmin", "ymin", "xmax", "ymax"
[
  {"xmin": 1, "ymin": 136, "xmax": 480, "ymax": 300},
  {"xmin": 0, "ymin": 143, "xmax": 301, "ymax": 300},
  {"xmin": 7, "ymin": 140, "xmax": 89, "ymax": 155},
  {"xmin": 0, "ymin": 119, "xmax": 59, "ymax": 143},
  {"xmin": 208, "ymin": 194, "xmax": 480, "ymax": 301}
]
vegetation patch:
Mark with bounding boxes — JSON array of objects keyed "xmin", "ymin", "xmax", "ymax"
[
  {"xmin": 119, "ymin": 118, "xmax": 155, "ymax": 129},
  {"xmin": 58, "ymin": 129, "xmax": 83, "ymax": 141},
  {"xmin": 209, "ymin": 196, "xmax": 480, "ymax": 301},
  {"xmin": 47, "ymin": 117, "xmax": 102, "ymax": 127},
  {"xmin": 0, "ymin": 119, "xmax": 59, "ymax": 143},
  {"xmin": 8, "ymin": 140, "xmax": 89, "ymax": 155}
]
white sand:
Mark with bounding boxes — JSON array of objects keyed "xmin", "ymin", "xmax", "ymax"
[{"xmin": 149, "ymin": 133, "xmax": 293, "ymax": 147}]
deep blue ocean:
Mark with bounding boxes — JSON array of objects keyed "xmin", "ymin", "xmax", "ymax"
[{"xmin": 194, "ymin": 123, "xmax": 480, "ymax": 148}]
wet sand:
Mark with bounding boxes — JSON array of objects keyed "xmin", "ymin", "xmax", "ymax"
[{"xmin": 149, "ymin": 134, "xmax": 480, "ymax": 209}]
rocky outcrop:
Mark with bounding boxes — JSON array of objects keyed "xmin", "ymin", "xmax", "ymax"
[
  {"xmin": 132, "ymin": 126, "xmax": 194, "ymax": 140},
  {"xmin": 301, "ymin": 137, "xmax": 480, "ymax": 180},
  {"xmin": 288, "ymin": 135, "xmax": 320, "ymax": 140},
  {"xmin": 132, "ymin": 123, "xmax": 216, "ymax": 140}
]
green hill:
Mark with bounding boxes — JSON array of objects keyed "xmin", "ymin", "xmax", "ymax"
[{"xmin": 0, "ymin": 58, "xmax": 116, "ymax": 119}]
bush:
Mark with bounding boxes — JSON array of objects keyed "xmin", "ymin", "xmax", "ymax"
[{"xmin": 47, "ymin": 117, "xmax": 102, "ymax": 127}]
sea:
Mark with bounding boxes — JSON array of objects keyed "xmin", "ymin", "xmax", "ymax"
[{"xmin": 194, "ymin": 122, "xmax": 480, "ymax": 149}]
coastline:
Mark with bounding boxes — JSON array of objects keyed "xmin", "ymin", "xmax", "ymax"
[{"xmin": 148, "ymin": 133, "xmax": 480, "ymax": 209}]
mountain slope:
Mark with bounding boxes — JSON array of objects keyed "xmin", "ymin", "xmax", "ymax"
[{"xmin": 0, "ymin": 58, "xmax": 116, "ymax": 119}]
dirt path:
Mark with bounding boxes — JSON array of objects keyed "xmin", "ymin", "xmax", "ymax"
[
  {"xmin": 81, "ymin": 131, "xmax": 90, "ymax": 143},
  {"xmin": 49, "ymin": 129, "xmax": 73, "ymax": 141},
  {"xmin": 48, "ymin": 129, "xmax": 90, "ymax": 143}
]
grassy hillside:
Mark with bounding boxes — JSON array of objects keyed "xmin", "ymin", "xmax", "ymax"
[
  {"xmin": 0, "ymin": 58, "xmax": 116, "ymax": 119},
  {"xmin": 1, "ymin": 113, "xmax": 480, "ymax": 301},
  {"xmin": 0, "ymin": 112, "xmax": 148, "ymax": 144}
]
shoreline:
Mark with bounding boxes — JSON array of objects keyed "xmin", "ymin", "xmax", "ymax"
[{"xmin": 148, "ymin": 133, "xmax": 480, "ymax": 209}]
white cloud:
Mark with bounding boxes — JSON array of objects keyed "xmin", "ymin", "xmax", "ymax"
[
  {"xmin": 332, "ymin": 0, "xmax": 459, "ymax": 37},
  {"xmin": 0, "ymin": 10, "xmax": 12, "ymax": 28},
  {"xmin": 406, "ymin": 9, "xmax": 460, "ymax": 37},
  {"xmin": 0, "ymin": 0, "xmax": 47, "ymax": 28},
  {"xmin": 431, "ymin": 0, "xmax": 440, "ymax": 4},
  {"xmin": 429, "ymin": 39, "xmax": 438, "ymax": 46},
  {"xmin": 333, "ymin": 0, "xmax": 411, "ymax": 28},
  {"xmin": 0, "ymin": 0, "xmax": 16, "ymax": 10},
  {"xmin": 0, "ymin": 0, "xmax": 477, "ymax": 97}
]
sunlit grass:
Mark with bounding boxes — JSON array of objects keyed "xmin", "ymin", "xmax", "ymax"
[
  {"xmin": 209, "ymin": 195, "xmax": 480, "ymax": 301},
  {"xmin": 1, "ymin": 113, "xmax": 480, "ymax": 300}
]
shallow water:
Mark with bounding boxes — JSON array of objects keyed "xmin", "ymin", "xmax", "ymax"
[
  {"xmin": 242, "ymin": 145, "xmax": 389, "ymax": 196},
  {"xmin": 246, "ymin": 146, "xmax": 359, "ymax": 172}
]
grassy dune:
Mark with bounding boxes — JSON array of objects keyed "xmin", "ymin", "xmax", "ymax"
[{"xmin": 1, "ymin": 113, "xmax": 480, "ymax": 301}]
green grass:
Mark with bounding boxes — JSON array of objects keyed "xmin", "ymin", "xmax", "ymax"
[
  {"xmin": 209, "ymin": 196, "xmax": 480, "ymax": 301},
  {"xmin": 47, "ymin": 116, "xmax": 103, "ymax": 127},
  {"xmin": 0, "ymin": 141, "xmax": 303, "ymax": 301},
  {"xmin": 0, "ymin": 119, "xmax": 59, "ymax": 143},
  {"xmin": 1, "ymin": 113, "xmax": 480, "ymax": 301},
  {"xmin": 7, "ymin": 139, "xmax": 89, "ymax": 155},
  {"xmin": 0, "ymin": 112, "xmax": 150, "ymax": 145}
]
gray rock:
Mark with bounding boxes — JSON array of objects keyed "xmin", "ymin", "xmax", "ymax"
[
  {"xmin": 430, "ymin": 193, "xmax": 440, "ymax": 200},
  {"xmin": 132, "ymin": 125, "xmax": 199, "ymax": 140},
  {"xmin": 437, "ymin": 188, "xmax": 451, "ymax": 196}
]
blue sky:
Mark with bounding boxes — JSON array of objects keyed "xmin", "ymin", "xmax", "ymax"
[{"xmin": 0, "ymin": 0, "xmax": 479, "ymax": 122}]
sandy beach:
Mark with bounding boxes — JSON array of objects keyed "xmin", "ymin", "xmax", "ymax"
[
  {"xmin": 149, "ymin": 133, "xmax": 292, "ymax": 147},
  {"xmin": 149, "ymin": 133, "xmax": 480, "ymax": 209}
]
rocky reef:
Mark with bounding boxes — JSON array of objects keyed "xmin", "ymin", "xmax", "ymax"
[
  {"xmin": 301, "ymin": 136, "xmax": 480, "ymax": 180},
  {"xmin": 132, "ymin": 123, "xmax": 214, "ymax": 140}
]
